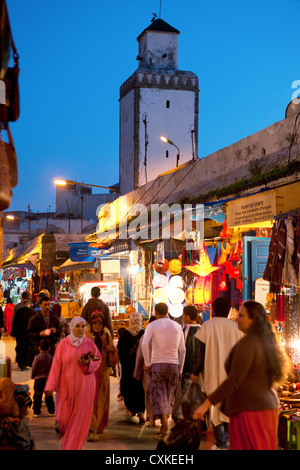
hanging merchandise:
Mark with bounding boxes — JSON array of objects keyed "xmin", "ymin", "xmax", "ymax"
[
  {"xmin": 169, "ymin": 259, "xmax": 182, "ymax": 275},
  {"xmin": 168, "ymin": 287, "xmax": 185, "ymax": 305},
  {"xmin": 219, "ymin": 217, "xmax": 234, "ymax": 239},
  {"xmin": 169, "ymin": 303, "xmax": 184, "ymax": 318},
  {"xmin": 218, "ymin": 270, "xmax": 227, "ymax": 292},
  {"xmin": 185, "ymin": 276, "xmax": 211, "ymax": 305},
  {"xmin": 183, "ymin": 242, "xmax": 221, "ymax": 277},
  {"xmin": 153, "ymin": 288, "xmax": 168, "ymax": 303},
  {"xmin": 152, "ymin": 274, "xmax": 168, "ymax": 289},
  {"xmin": 264, "ymin": 211, "xmax": 300, "ymax": 292},
  {"xmin": 282, "ymin": 217, "xmax": 298, "ymax": 287},
  {"xmin": 154, "ymin": 259, "xmax": 169, "ymax": 274},
  {"xmin": 218, "ymin": 243, "xmax": 229, "ymax": 265},
  {"xmin": 169, "ymin": 275, "xmax": 183, "ymax": 289},
  {"xmin": 157, "ymin": 241, "xmax": 165, "ymax": 265}
]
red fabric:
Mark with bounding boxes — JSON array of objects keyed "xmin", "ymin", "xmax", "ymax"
[{"xmin": 229, "ymin": 408, "xmax": 279, "ymax": 450}]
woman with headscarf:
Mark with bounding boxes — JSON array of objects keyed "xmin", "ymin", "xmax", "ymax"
[
  {"xmin": 86, "ymin": 311, "xmax": 114, "ymax": 440},
  {"xmin": 44, "ymin": 317, "xmax": 101, "ymax": 450},
  {"xmin": 117, "ymin": 311, "xmax": 145, "ymax": 422}
]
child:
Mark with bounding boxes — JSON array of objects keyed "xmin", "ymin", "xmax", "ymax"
[{"xmin": 31, "ymin": 338, "xmax": 55, "ymax": 417}]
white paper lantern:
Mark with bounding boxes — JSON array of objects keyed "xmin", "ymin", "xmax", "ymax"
[{"xmin": 169, "ymin": 303, "xmax": 184, "ymax": 318}]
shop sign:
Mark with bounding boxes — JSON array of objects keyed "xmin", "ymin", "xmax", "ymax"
[
  {"xmin": 227, "ymin": 191, "xmax": 276, "ymax": 227},
  {"xmin": 69, "ymin": 242, "xmax": 105, "ymax": 262},
  {"xmin": 109, "ymin": 239, "xmax": 131, "ymax": 255}
]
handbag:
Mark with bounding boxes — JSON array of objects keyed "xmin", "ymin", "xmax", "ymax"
[{"xmin": 105, "ymin": 333, "xmax": 119, "ymax": 367}]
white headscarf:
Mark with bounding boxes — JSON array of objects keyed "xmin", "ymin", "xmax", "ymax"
[{"xmin": 68, "ymin": 317, "xmax": 86, "ymax": 347}]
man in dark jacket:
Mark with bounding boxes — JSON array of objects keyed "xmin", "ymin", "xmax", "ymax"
[
  {"xmin": 28, "ymin": 297, "xmax": 61, "ymax": 356},
  {"xmin": 81, "ymin": 286, "xmax": 114, "ymax": 337},
  {"xmin": 11, "ymin": 299, "xmax": 36, "ymax": 370}
]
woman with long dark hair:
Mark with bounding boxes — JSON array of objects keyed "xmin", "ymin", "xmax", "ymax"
[{"xmin": 193, "ymin": 300, "xmax": 290, "ymax": 450}]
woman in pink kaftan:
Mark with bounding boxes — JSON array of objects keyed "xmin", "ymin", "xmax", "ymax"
[{"xmin": 45, "ymin": 317, "xmax": 101, "ymax": 450}]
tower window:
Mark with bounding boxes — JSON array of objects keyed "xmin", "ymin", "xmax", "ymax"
[{"xmin": 166, "ymin": 100, "xmax": 170, "ymax": 108}]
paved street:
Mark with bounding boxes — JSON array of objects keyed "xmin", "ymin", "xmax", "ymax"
[{"xmin": 1, "ymin": 335, "xmax": 214, "ymax": 452}]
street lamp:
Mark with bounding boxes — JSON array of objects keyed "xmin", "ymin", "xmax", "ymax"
[
  {"xmin": 6, "ymin": 215, "xmax": 48, "ymax": 232},
  {"xmin": 160, "ymin": 136, "xmax": 180, "ymax": 167},
  {"xmin": 55, "ymin": 179, "xmax": 119, "ymax": 197}
]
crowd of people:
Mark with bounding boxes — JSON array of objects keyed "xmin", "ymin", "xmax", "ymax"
[{"xmin": 0, "ymin": 283, "xmax": 292, "ymax": 451}]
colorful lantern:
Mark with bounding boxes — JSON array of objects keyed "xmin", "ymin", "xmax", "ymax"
[
  {"xmin": 183, "ymin": 242, "xmax": 221, "ymax": 277},
  {"xmin": 169, "ymin": 259, "xmax": 182, "ymax": 275},
  {"xmin": 185, "ymin": 276, "xmax": 211, "ymax": 305},
  {"xmin": 154, "ymin": 259, "xmax": 169, "ymax": 274}
]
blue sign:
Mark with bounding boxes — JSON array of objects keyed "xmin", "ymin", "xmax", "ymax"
[{"xmin": 68, "ymin": 243, "xmax": 105, "ymax": 262}]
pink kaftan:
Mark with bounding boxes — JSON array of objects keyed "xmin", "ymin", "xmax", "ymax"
[{"xmin": 45, "ymin": 335, "xmax": 101, "ymax": 450}]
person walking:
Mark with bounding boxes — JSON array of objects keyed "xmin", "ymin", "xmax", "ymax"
[
  {"xmin": 81, "ymin": 286, "xmax": 114, "ymax": 337},
  {"xmin": 134, "ymin": 315, "xmax": 156, "ymax": 425},
  {"xmin": 10, "ymin": 299, "xmax": 35, "ymax": 370},
  {"xmin": 172, "ymin": 304, "xmax": 201, "ymax": 421},
  {"xmin": 31, "ymin": 338, "xmax": 55, "ymax": 417},
  {"xmin": 86, "ymin": 311, "xmax": 115, "ymax": 440},
  {"xmin": 193, "ymin": 300, "xmax": 291, "ymax": 450},
  {"xmin": 117, "ymin": 311, "xmax": 145, "ymax": 422},
  {"xmin": 141, "ymin": 302, "xmax": 186, "ymax": 439},
  {"xmin": 3, "ymin": 297, "xmax": 14, "ymax": 335},
  {"xmin": 27, "ymin": 296, "xmax": 61, "ymax": 356},
  {"xmin": 191, "ymin": 296, "xmax": 243, "ymax": 450},
  {"xmin": 44, "ymin": 317, "xmax": 101, "ymax": 450}
]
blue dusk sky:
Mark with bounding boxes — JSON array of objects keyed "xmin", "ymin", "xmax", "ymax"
[{"xmin": 5, "ymin": 0, "xmax": 300, "ymax": 213}]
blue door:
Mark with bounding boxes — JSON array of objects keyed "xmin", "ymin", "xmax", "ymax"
[{"xmin": 243, "ymin": 236, "xmax": 271, "ymax": 301}]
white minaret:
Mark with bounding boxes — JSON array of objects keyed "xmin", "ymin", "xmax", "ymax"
[{"xmin": 119, "ymin": 17, "xmax": 199, "ymax": 195}]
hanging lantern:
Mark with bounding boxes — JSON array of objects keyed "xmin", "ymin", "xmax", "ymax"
[
  {"xmin": 168, "ymin": 287, "xmax": 185, "ymax": 304},
  {"xmin": 169, "ymin": 275, "xmax": 183, "ymax": 289},
  {"xmin": 152, "ymin": 274, "xmax": 168, "ymax": 289},
  {"xmin": 169, "ymin": 303, "xmax": 184, "ymax": 318},
  {"xmin": 185, "ymin": 276, "xmax": 211, "ymax": 305},
  {"xmin": 169, "ymin": 259, "xmax": 182, "ymax": 275},
  {"xmin": 154, "ymin": 259, "xmax": 169, "ymax": 274},
  {"xmin": 153, "ymin": 288, "xmax": 168, "ymax": 303},
  {"xmin": 183, "ymin": 242, "xmax": 221, "ymax": 277}
]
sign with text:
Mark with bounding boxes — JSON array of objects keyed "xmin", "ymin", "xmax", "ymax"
[{"xmin": 227, "ymin": 191, "xmax": 276, "ymax": 227}]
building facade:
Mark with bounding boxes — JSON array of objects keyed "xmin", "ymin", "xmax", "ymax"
[{"xmin": 119, "ymin": 18, "xmax": 199, "ymax": 195}]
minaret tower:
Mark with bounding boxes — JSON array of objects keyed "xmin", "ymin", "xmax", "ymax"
[{"xmin": 119, "ymin": 17, "xmax": 199, "ymax": 195}]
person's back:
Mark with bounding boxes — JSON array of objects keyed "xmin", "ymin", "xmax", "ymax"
[
  {"xmin": 81, "ymin": 286, "xmax": 113, "ymax": 337},
  {"xmin": 147, "ymin": 317, "xmax": 184, "ymax": 365}
]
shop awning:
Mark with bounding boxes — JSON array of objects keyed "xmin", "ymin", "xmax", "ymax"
[
  {"xmin": 59, "ymin": 258, "xmax": 97, "ymax": 273},
  {"xmin": 2, "ymin": 236, "xmax": 42, "ymax": 270}
]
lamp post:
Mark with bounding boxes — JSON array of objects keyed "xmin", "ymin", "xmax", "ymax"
[
  {"xmin": 55, "ymin": 179, "xmax": 119, "ymax": 197},
  {"xmin": 160, "ymin": 136, "xmax": 180, "ymax": 167},
  {"xmin": 6, "ymin": 215, "xmax": 48, "ymax": 232}
]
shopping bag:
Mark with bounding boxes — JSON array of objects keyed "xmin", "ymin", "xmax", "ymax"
[{"xmin": 181, "ymin": 382, "xmax": 207, "ymax": 420}]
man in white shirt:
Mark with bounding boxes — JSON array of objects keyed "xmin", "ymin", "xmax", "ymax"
[{"xmin": 142, "ymin": 302, "xmax": 186, "ymax": 438}]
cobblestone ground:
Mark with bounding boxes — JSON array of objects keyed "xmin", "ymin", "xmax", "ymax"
[{"xmin": 1, "ymin": 335, "xmax": 214, "ymax": 452}]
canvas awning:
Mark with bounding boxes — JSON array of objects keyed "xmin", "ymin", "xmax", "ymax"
[
  {"xmin": 59, "ymin": 258, "xmax": 97, "ymax": 273},
  {"xmin": 2, "ymin": 236, "xmax": 42, "ymax": 270}
]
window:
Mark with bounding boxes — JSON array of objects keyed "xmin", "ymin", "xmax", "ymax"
[{"xmin": 166, "ymin": 100, "xmax": 170, "ymax": 108}]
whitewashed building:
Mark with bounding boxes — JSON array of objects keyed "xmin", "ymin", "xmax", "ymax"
[{"xmin": 119, "ymin": 18, "xmax": 199, "ymax": 195}]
